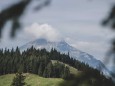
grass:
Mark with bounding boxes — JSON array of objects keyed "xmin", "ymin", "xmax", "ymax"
[
  {"xmin": 0, "ymin": 73, "xmax": 90, "ymax": 86},
  {"xmin": 0, "ymin": 74, "xmax": 15, "ymax": 86},
  {"xmin": 51, "ymin": 60, "xmax": 81, "ymax": 76},
  {"xmin": 25, "ymin": 73, "xmax": 64, "ymax": 86},
  {"xmin": 0, "ymin": 73, "xmax": 65, "ymax": 86}
]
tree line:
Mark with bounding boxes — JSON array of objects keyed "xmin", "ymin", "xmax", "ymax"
[
  {"xmin": 0, "ymin": 46, "xmax": 115, "ymax": 85},
  {"xmin": 0, "ymin": 46, "xmax": 71, "ymax": 79},
  {"xmin": 0, "ymin": 46, "xmax": 94, "ymax": 76}
]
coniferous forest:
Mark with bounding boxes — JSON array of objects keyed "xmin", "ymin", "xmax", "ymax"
[{"xmin": 0, "ymin": 46, "xmax": 115, "ymax": 86}]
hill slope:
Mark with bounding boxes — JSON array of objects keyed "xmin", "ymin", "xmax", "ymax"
[
  {"xmin": 0, "ymin": 74, "xmax": 64, "ymax": 86},
  {"xmin": 51, "ymin": 60, "xmax": 81, "ymax": 76},
  {"xmin": 0, "ymin": 61, "xmax": 90, "ymax": 86},
  {"xmin": 0, "ymin": 61, "xmax": 81, "ymax": 86},
  {"xmin": 0, "ymin": 60, "xmax": 114, "ymax": 86}
]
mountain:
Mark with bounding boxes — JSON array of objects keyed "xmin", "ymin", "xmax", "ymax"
[{"xmin": 20, "ymin": 38, "xmax": 111, "ymax": 77}]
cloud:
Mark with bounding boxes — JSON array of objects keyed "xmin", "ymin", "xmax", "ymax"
[{"xmin": 24, "ymin": 23, "xmax": 62, "ymax": 42}]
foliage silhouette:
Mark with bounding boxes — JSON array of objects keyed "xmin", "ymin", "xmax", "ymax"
[
  {"xmin": 0, "ymin": 0, "xmax": 51, "ymax": 38},
  {"xmin": 102, "ymin": 5, "xmax": 115, "ymax": 80}
]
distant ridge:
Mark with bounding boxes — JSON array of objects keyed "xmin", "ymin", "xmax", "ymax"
[{"xmin": 20, "ymin": 38, "xmax": 111, "ymax": 78}]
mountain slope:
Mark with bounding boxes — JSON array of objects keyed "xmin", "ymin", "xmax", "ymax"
[{"xmin": 20, "ymin": 38, "xmax": 110, "ymax": 77}]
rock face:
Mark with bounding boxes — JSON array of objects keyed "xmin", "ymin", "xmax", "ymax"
[{"xmin": 20, "ymin": 38, "xmax": 111, "ymax": 77}]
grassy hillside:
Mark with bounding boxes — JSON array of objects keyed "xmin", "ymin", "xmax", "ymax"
[
  {"xmin": 51, "ymin": 60, "xmax": 82, "ymax": 76},
  {"xmin": 0, "ymin": 74, "xmax": 15, "ymax": 86},
  {"xmin": 25, "ymin": 73, "xmax": 64, "ymax": 86},
  {"xmin": 0, "ymin": 73, "xmax": 64, "ymax": 86},
  {"xmin": 0, "ymin": 73, "xmax": 92, "ymax": 86}
]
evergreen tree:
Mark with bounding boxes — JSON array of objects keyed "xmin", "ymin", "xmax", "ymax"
[
  {"xmin": 43, "ymin": 62, "xmax": 53, "ymax": 78},
  {"xmin": 62, "ymin": 66, "xmax": 70, "ymax": 79},
  {"xmin": 38, "ymin": 63, "xmax": 43, "ymax": 76},
  {"xmin": 11, "ymin": 72, "xmax": 26, "ymax": 86}
]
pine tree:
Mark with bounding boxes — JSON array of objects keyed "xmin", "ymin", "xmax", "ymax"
[
  {"xmin": 43, "ymin": 62, "xmax": 53, "ymax": 78},
  {"xmin": 11, "ymin": 72, "xmax": 26, "ymax": 86},
  {"xmin": 62, "ymin": 66, "xmax": 70, "ymax": 79},
  {"xmin": 38, "ymin": 63, "xmax": 43, "ymax": 76}
]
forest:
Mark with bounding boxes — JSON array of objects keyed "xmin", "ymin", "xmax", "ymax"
[{"xmin": 0, "ymin": 46, "xmax": 115, "ymax": 86}]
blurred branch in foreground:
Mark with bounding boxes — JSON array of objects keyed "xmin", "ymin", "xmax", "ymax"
[
  {"xmin": 102, "ymin": 5, "xmax": 115, "ymax": 29},
  {"xmin": 102, "ymin": 5, "xmax": 115, "ymax": 80},
  {"xmin": 0, "ymin": 0, "xmax": 51, "ymax": 39}
]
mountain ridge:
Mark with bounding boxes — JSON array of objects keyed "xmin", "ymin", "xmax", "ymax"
[{"xmin": 20, "ymin": 38, "xmax": 111, "ymax": 77}]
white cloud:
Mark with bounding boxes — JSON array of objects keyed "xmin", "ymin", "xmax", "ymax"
[{"xmin": 24, "ymin": 23, "xmax": 62, "ymax": 42}]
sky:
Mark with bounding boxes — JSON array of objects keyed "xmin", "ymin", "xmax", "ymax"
[{"xmin": 0, "ymin": 0, "xmax": 115, "ymax": 68}]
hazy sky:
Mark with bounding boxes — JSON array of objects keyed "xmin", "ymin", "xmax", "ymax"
[{"xmin": 0, "ymin": 0, "xmax": 115, "ymax": 64}]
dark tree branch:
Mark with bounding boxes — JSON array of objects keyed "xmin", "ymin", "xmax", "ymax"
[{"xmin": 0, "ymin": 0, "xmax": 51, "ymax": 39}]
